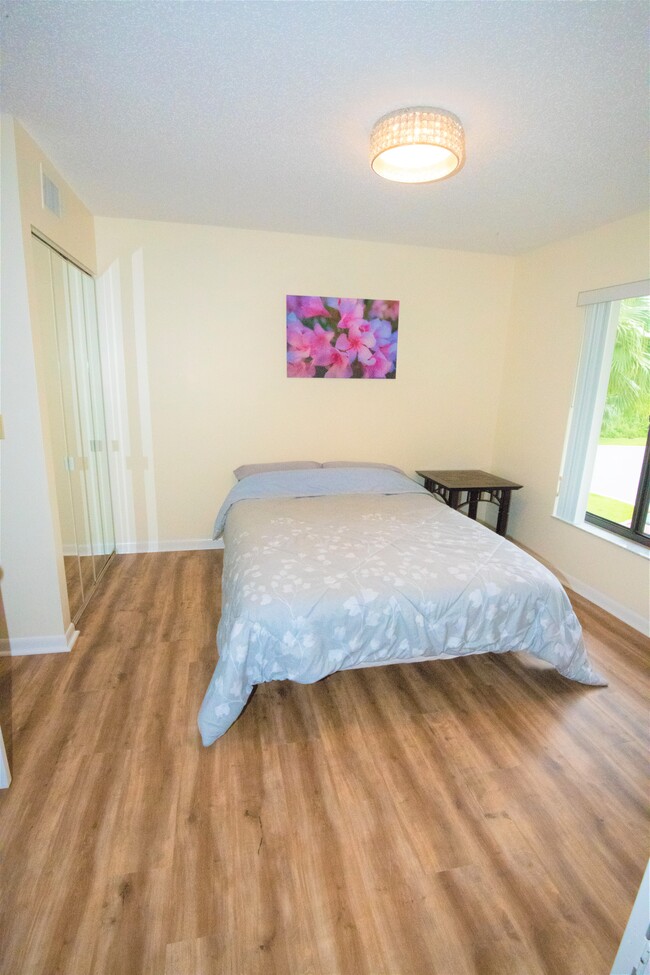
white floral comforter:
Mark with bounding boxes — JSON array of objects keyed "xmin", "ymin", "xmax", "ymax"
[{"xmin": 198, "ymin": 469, "xmax": 606, "ymax": 745}]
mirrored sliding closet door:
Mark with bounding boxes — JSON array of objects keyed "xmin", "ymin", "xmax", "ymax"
[{"xmin": 32, "ymin": 234, "xmax": 115, "ymax": 622}]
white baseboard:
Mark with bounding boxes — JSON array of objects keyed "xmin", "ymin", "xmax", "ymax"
[
  {"xmin": 115, "ymin": 537, "xmax": 224, "ymax": 554},
  {"xmin": 510, "ymin": 538, "xmax": 649, "ymax": 637},
  {"xmin": 561, "ymin": 572, "xmax": 650, "ymax": 637},
  {"xmin": 0, "ymin": 622, "xmax": 79, "ymax": 657}
]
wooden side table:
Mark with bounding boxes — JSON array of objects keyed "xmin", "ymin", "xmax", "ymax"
[{"xmin": 416, "ymin": 469, "xmax": 523, "ymax": 537}]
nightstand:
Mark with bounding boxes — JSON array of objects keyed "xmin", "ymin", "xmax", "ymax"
[{"xmin": 416, "ymin": 469, "xmax": 523, "ymax": 536}]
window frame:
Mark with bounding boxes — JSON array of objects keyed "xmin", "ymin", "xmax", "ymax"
[
  {"xmin": 555, "ymin": 279, "xmax": 650, "ymax": 550},
  {"xmin": 584, "ymin": 426, "xmax": 650, "ymax": 547}
]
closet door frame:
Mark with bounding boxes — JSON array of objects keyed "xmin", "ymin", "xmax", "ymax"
[{"xmin": 31, "ymin": 229, "xmax": 117, "ymax": 624}]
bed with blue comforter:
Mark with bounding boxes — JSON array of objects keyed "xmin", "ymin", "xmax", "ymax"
[{"xmin": 198, "ymin": 467, "xmax": 605, "ymax": 745}]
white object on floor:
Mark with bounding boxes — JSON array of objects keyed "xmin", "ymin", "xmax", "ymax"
[
  {"xmin": 0, "ymin": 727, "xmax": 11, "ymax": 788},
  {"xmin": 611, "ymin": 861, "xmax": 650, "ymax": 975}
]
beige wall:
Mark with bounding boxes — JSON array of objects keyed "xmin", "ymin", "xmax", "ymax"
[
  {"xmin": 94, "ymin": 218, "xmax": 515, "ymax": 546},
  {"xmin": 0, "ymin": 116, "xmax": 96, "ymax": 649},
  {"xmin": 493, "ymin": 211, "xmax": 650, "ymax": 631},
  {"xmin": 13, "ymin": 121, "xmax": 96, "ymax": 273},
  {"xmin": 16, "ymin": 121, "xmax": 97, "ymax": 633},
  {"xmin": 4, "ymin": 109, "xmax": 647, "ymax": 642}
]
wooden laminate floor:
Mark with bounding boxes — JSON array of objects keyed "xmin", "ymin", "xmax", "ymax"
[{"xmin": 0, "ymin": 551, "xmax": 648, "ymax": 975}]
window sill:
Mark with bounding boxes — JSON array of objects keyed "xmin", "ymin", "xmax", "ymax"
[{"xmin": 553, "ymin": 514, "xmax": 650, "ymax": 559}]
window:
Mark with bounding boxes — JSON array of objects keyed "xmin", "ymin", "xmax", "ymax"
[{"xmin": 556, "ymin": 281, "xmax": 650, "ymax": 550}]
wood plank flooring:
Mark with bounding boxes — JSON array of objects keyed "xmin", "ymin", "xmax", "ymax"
[{"xmin": 0, "ymin": 551, "xmax": 648, "ymax": 975}]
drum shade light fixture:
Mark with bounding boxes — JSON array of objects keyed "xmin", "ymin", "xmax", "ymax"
[{"xmin": 370, "ymin": 107, "xmax": 465, "ymax": 184}]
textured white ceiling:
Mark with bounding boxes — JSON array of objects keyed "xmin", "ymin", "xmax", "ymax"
[{"xmin": 1, "ymin": 0, "xmax": 648, "ymax": 254}]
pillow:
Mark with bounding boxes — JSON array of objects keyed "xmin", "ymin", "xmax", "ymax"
[
  {"xmin": 321, "ymin": 461, "xmax": 404, "ymax": 474},
  {"xmin": 234, "ymin": 461, "xmax": 321, "ymax": 481}
]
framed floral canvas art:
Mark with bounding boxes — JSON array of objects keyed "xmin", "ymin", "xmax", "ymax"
[{"xmin": 286, "ymin": 295, "xmax": 399, "ymax": 379}]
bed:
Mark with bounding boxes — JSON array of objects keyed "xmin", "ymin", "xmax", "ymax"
[{"xmin": 198, "ymin": 466, "xmax": 606, "ymax": 745}]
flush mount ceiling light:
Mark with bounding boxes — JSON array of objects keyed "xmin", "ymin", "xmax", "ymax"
[{"xmin": 370, "ymin": 107, "xmax": 465, "ymax": 184}]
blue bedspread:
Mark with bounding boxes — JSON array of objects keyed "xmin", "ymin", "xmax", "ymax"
[
  {"xmin": 199, "ymin": 469, "xmax": 606, "ymax": 745},
  {"xmin": 212, "ymin": 467, "xmax": 430, "ymax": 539}
]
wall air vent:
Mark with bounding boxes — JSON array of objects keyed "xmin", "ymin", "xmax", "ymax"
[{"xmin": 41, "ymin": 167, "xmax": 62, "ymax": 217}]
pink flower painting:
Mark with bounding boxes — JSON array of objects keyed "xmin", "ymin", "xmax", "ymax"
[{"xmin": 286, "ymin": 295, "xmax": 399, "ymax": 379}]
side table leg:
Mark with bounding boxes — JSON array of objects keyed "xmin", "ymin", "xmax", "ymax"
[
  {"xmin": 468, "ymin": 490, "xmax": 479, "ymax": 520},
  {"xmin": 448, "ymin": 488, "xmax": 462, "ymax": 511},
  {"xmin": 496, "ymin": 490, "xmax": 512, "ymax": 536}
]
